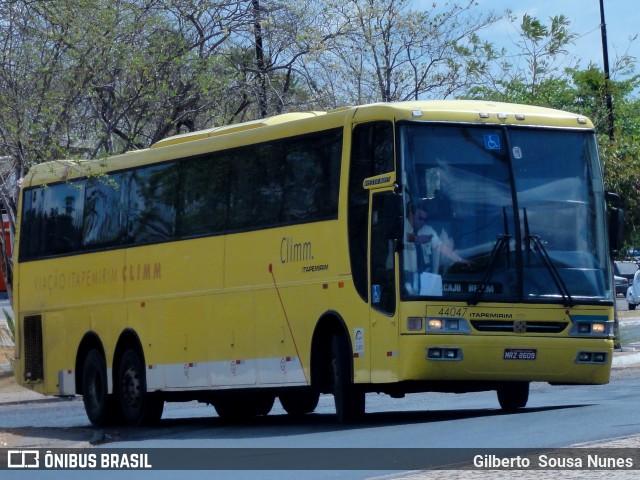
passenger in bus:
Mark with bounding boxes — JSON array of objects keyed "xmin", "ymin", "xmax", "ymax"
[{"xmin": 404, "ymin": 203, "xmax": 468, "ymax": 294}]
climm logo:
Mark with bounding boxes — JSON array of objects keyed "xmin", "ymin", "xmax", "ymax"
[
  {"xmin": 123, "ymin": 262, "xmax": 162, "ymax": 282},
  {"xmin": 280, "ymin": 237, "xmax": 313, "ymax": 263},
  {"xmin": 33, "ymin": 262, "xmax": 162, "ymax": 294}
]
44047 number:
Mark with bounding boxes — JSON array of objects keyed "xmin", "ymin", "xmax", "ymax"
[{"xmin": 436, "ymin": 307, "xmax": 468, "ymax": 317}]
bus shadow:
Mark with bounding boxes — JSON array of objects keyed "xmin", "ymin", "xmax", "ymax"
[{"xmin": 103, "ymin": 403, "xmax": 593, "ymax": 444}]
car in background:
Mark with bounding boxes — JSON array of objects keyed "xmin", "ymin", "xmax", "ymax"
[
  {"xmin": 614, "ymin": 260, "xmax": 639, "ymax": 283},
  {"xmin": 615, "ymin": 275, "xmax": 628, "ymax": 296},
  {"xmin": 626, "ymin": 270, "xmax": 640, "ymax": 310},
  {"xmin": 614, "ymin": 261, "xmax": 637, "ymax": 302}
]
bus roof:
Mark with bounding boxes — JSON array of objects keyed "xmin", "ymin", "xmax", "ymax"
[
  {"xmin": 22, "ymin": 100, "xmax": 594, "ymax": 187},
  {"xmin": 149, "ymin": 111, "xmax": 328, "ymax": 148}
]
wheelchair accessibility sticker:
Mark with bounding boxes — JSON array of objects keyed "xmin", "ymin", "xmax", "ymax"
[
  {"xmin": 483, "ymin": 134, "xmax": 501, "ymax": 150},
  {"xmin": 372, "ymin": 284, "xmax": 381, "ymax": 303}
]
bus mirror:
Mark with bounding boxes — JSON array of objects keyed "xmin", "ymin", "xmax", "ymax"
[
  {"xmin": 608, "ymin": 207, "xmax": 624, "ymax": 255},
  {"xmin": 606, "ymin": 191, "xmax": 621, "ymax": 205},
  {"xmin": 606, "ymin": 192, "xmax": 624, "ymax": 255}
]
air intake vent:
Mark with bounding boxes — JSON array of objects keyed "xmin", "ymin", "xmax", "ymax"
[
  {"xmin": 24, "ymin": 315, "xmax": 44, "ymax": 381},
  {"xmin": 470, "ymin": 321, "xmax": 568, "ymax": 334}
]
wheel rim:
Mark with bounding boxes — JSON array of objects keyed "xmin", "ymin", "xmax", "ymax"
[
  {"xmin": 82, "ymin": 350, "xmax": 111, "ymax": 426},
  {"xmin": 87, "ymin": 367, "xmax": 104, "ymax": 411},
  {"xmin": 121, "ymin": 364, "xmax": 142, "ymax": 414}
]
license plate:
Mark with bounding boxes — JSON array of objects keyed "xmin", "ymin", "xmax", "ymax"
[{"xmin": 503, "ymin": 349, "xmax": 537, "ymax": 360}]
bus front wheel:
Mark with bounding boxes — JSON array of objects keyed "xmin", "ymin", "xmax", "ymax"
[
  {"xmin": 82, "ymin": 349, "xmax": 119, "ymax": 426},
  {"xmin": 117, "ymin": 349, "xmax": 164, "ymax": 426},
  {"xmin": 497, "ymin": 381, "xmax": 529, "ymax": 411},
  {"xmin": 330, "ymin": 334, "xmax": 365, "ymax": 423}
]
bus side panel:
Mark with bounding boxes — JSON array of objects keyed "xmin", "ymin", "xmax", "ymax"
[
  {"xmin": 122, "ymin": 237, "xmax": 225, "ymax": 390},
  {"xmin": 18, "ymin": 252, "xmax": 126, "ymax": 312},
  {"xmin": 122, "ymin": 237, "xmax": 224, "ymax": 299},
  {"xmin": 225, "ymin": 223, "xmax": 341, "ymax": 388},
  {"xmin": 211, "ymin": 291, "xmax": 258, "ymax": 387},
  {"xmin": 329, "ymin": 281, "xmax": 371, "ymax": 384},
  {"xmin": 137, "ymin": 297, "xmax": 211, "ymax": 389},
  {"xmin": 16, "ymin": 251, "xmax": 126, "ymax": 395}
]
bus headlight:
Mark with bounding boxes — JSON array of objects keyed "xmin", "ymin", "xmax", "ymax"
[
  {"xmin": 428, "ymin": 318, "xmax": 443, "ymax": 331},
  {"xmin": 425, "ymin": 317, "xmax": 471, "ymax": 334},
  {"xmin": 569, "ymin": 321, "xmax": 612, "ymax": 337}
]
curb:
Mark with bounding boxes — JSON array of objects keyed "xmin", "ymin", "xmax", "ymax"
[
  {"xmin": 612, "ymin": 351, "xmax": 640, "ymax": 367},
  {"xmin": 0, "ymin": 363, "xmax": 12, "ymax": 377}
]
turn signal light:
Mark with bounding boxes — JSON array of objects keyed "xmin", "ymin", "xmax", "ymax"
[
  {"xmin": 407, "ymin": 317, "xmax": 423, "ymax": 331},
  {"xmin": 576, "ymin": 351, "xmax": 608, "ymax": 364},
  {"xmin": 427, "ymin": 347, "xmax": 462, "ymax": 361}
]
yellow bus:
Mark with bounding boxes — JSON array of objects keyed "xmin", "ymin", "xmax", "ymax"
[{"xmin": 12, "ymin": 100, "xmax": 619, "ymax": 426}]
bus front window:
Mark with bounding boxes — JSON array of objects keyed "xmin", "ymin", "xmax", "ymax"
[
  {"xmin": 512, "ymin": 129, "xmax": 610, "ymax": 303},
  {"xmin": 399, "ymin": 123, "xmax": 611, "ymax": 304}
]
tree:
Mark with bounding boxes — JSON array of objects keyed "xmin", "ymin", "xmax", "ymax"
[
  {"xmin": 465, "ymin": 12, "xmax": 579, "ymax": 104},
  {"xmin": 0, "ymin": 1, "xmax": 259, "ymax": 162},
  {"xmin": 0, "ymin": 0, "xmax": 252, "ymax": 299},
  {"xmin": 226, "ymin": 0, "xmax": 349, "ymax": 118},
  {"xmin": 315, "ymin": 0, "xmax": 501, "ymax": 103}
]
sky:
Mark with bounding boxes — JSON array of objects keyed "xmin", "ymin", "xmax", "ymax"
[{"xmin": 449, "ymin": 0, "xmax": 639, "ymax": 81}]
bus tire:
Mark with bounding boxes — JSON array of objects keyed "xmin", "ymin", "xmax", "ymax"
[
  {"xmin": 279, "ymin": 389, "xmax": 320, "ymax": 416},
  {"xmin": 251, "ymin": 393, "xmax": 275, "ymax": 416},
  {"xmin": 330, "ymin": 334, "xmax": 365, "ymax": 423},
  {"xmin": 497, "ymin": 381, "xmax": 529, "ymax": 411},
  {"xmin": 117, "ymin": 348, "xmax": 164, "ymax": 426},
  {"xmin": 82, "ymin": 349, "xmax": 118, "ymax": 426},
  {"xmin": 214, "ymin": 392, "xmax": 275, "ymax": 421}
]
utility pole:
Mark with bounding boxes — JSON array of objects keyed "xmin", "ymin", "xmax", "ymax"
[
  {"xmin": 252, "ymin": 0, "xmax": 268, "ymax": 118},
  {"xmin": 599, "ymin": 0, "xmax": 615, "ymax": 140}
]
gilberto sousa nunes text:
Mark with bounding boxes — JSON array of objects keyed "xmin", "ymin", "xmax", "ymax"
[{"xmin": 474, "ymin": 453, "xmax": 635, "ymax": 470}]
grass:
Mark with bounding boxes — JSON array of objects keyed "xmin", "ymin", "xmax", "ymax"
[{"xmin": 0, "ymin": 308, "xmax": 14, "ymax": 366}]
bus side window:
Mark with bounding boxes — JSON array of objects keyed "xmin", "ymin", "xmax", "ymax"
[{"xmin": 127, "ymin": 163, "xmax": 178, "ymax": 244}]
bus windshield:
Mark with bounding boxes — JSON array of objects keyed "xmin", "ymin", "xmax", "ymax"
[{"xmin": 399, "ymin": 123, "xmax": 612, "ymax": 304}]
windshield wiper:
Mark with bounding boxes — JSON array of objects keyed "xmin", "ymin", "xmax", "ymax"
[
  {"xmin": 523, "ymin": 209, "xmax": 574, "ymax": 307},
  {"xmin": 468, "ymin": 207, "xmax": 511, "ymax": 306}
]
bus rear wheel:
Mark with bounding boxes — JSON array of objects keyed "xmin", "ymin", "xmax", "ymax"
[
  {"xmin": 117, "ymin": 349, "xmax": 164, "ymax": 426},
  {"xmin": 330, "ymin": 334, "xmax": 365, "ymax": 423},
  {"xmin": 213, "ymin": 392, "xmax": 275, "ymax": 421},
  {"xmin": 279, "ymin": 389, "xmax": 320, "ymax": 416},
  {"xmin": 82, "ymin": 349, "xmax": 119, "ymax": 426},
  {"xmin": 497, "ymin": 381, "xmax": 529, "ymax": 411}
]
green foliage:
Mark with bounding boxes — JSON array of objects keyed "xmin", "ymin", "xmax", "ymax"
[
  {"xmin": 600, "ymin": 135, "xmax": 640, "ymax": 251},
  {"xmin": 1, "ymin": 309, "xmax": 13, "ymax": 341}
]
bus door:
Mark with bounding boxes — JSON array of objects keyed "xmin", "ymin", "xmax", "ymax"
[{"xmin": 369, "ymin": 189, "xmax": 401, "ymax": 383}]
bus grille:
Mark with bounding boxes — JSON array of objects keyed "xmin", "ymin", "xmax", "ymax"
[
  {"xmin": 470, "ymin": 321, "xmax": 568, "ymax": 334},
  {"xmin": 23, "ymin": 315, "xmax": 44, "ymax": 381}
]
